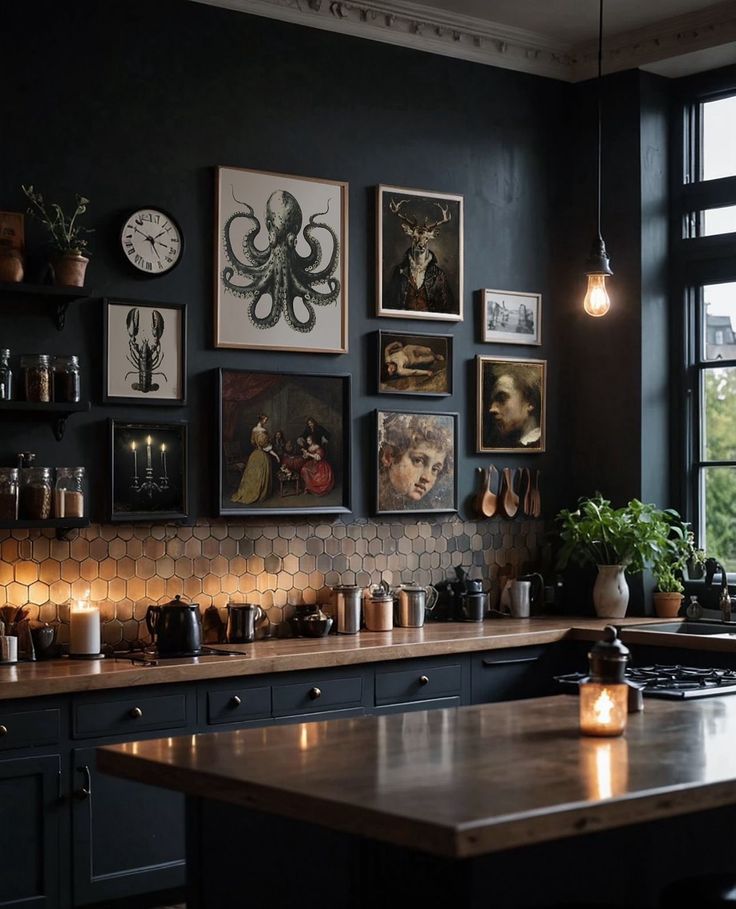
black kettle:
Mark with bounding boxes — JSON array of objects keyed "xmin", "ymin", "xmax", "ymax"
[{"xmin": 146, "ymin": 595, "xmax": 203, "ymax": 655}]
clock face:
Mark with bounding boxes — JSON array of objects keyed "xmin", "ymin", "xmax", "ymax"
[{"xmin": 121, "ymin": 208, "xmax": 183, "ymax": 275}]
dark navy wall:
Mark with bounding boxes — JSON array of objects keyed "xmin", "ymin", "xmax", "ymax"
[{"xmin": 2, "ymin": 0, "xmax": 599, "ymax": 522}]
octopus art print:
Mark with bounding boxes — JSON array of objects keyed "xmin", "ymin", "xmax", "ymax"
[{"xmin": 221, "ymin": 188, "xmax": 341, "ymax": 334}]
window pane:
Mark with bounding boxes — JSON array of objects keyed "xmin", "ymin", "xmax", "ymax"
[
  {"xmin": 703, "ymin": 366, "xmax": 736, "ymax": 460},
  {"xmin": 702, "ymin": 467, "xmax": 736, "ymax": 571},
  {"xmin": 702, "ymin": 283, "xmax": 736, "ymax": 360},
  {"xmin": 701, "ymin": 205, "xmax": 736, "ymax": 236},
  {"xmin": 702, "ymin": 95, "xmax": 736, "ymax": 181}
]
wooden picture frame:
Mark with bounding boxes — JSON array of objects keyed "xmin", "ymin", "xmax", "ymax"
[
  {"xmin": 103, "ymin": 298, "xmax": 187, "ymax": 405},
  {"xmin": 218, "ymin": 368, "xmax": 351, "ymax": 517},
  {"xmin": 0, "ymin": 212, "xmax": 24, "ymax": 253},
  {"xmin": 480, "ymin": 288, "xmax": 542, "ymax": 346},
  {"xmin": 214, "ymin": 165, "xmax": 348, "ymax": 353},
  {"xmin": 476, "ymin": 356, "xmax": 546, "ymax": 453},
  {"xmin": 376, "ymin": 184, "xmax": 463, "ymax": 322},
  {"xmin": 375, "ymin": 409, "xmax": 458, "ymax": 514},
  {"xmin": 109, "ymin": 420, "xmax": 188, "ymax": 522},
  {"xmin": 377, "ymin": 330, "xmax": 452, "ymax": 397}
]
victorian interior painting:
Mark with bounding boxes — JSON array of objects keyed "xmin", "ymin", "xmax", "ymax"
[
  {"xmin": 476, "ymin": 356, "xmax": 546, "ymax": 453},
  {"xmin": 376, "ymin": 185, "xmax": 463, "ymax": 322},
  {"xmin": 219, "ymin": 368, "xmax": 351, "ymax": 517},
  {"xmin": 376, "ymin": 410, "xmax": 457, "ymax": 515},
  {"xmin": 481, "ymin": 289, "xmax": 542, "ymax": 346},
  {"xmin": 110, "ymin": 420, "xmax": 188, "ymax": 522},
  {"xmin": 103, "ymin": 298, "xmax": 186, "ymax": 404},
  {"xmin": 377, "ymin": 330, "xmax": 452, "ymax": 396},
  {"xmin": 215, "ymin": 166, "xmax": 348, "ymax": 353}
]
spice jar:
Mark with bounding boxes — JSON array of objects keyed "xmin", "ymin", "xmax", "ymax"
[
  {"xmin": 53, "ymin": 355, "xmax": 80, "ymax": 403},
  {"xmin": 0, "ymin": 468, "xmax": 19, "ymax": 521},
  {"xmin": 21, "ymin": 354, "xmax": 52, "ymax": 403},
  {"xmin": 19, "ymin": 467, "xmax": 53, "ymax": 520},
  {"xmin": 54, "ymin": 467, "xmax": 85, "ymax": 518},
  {"xmin": 0, "ymin": 349, "xmax": 13, "ymax": 401}
]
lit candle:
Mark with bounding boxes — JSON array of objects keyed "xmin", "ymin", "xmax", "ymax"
[
  {"xmin": 579, "ymin": 683, "xmax": 628, "ymax": 737},
  {"xmin": 131, "ymin": 441, "xmax": 138, "ymax": 478},
  {"xmin": 146, "ymin": 435, "xmax": 152, "ymax": 470},
  {"xmin": 69, "ymin": 600, "xmax": 101, "ymax": 656},
  {"xmin": 161, "ymin": 443, "xmax": 168, "ymax": 479}
]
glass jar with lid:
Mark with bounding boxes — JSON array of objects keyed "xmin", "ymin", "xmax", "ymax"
[
  {"xmin": 0, "ymin": 349, "xmax": 13, "ymax": 401},
  {"xmin": 19, "ymin": 467, "xmax": 53, "ymax": 519},
  {"xmin": 54, "ymin": 467, "xmax": 85, "ymax": 518},
  {"xmin": 21, "ymin": 354, "xmax": 52, "ymax": 403},
  {"xmin": 53, "ymin": 355, "xmax": 81, "ymax": 403},
  {"xmin": 0, "ymin": 468, "xmax": 19, "ymax": 521}
]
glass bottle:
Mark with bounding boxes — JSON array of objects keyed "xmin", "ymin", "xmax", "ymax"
[
  {"xmin": 19, "ymin": 467, "xmax": 53, "ymax": 520},
  {"xmin": 21, "ymin": 354, "xmax": 52, "ymax": 403},
  {"xmin": 53, "ymin": 355, "xmax": 81, "ymax": 403},
  {"xmin": 0, "ymin": 468, "xmax": 19, "ymax": 521},
  {"xmin": 0, "ymin": 349, "xmax": 13, "ymax": 401},
  {"xmin": 54, "ymin": 467, "xmax": 85, "ymax": 518}
]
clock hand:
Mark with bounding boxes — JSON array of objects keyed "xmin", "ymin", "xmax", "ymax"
[{"xmin": 133, "ymin": 226, "xmax": 153, "ymax": 241}]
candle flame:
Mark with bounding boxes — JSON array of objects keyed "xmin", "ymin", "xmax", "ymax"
[
  {"xmin": 146, "ymin": 435, "xmax": 152, "ymax": 445},
  {"xmin": 131, "ymin": 441, "xmax": 136, "ymax": 451},
  {"xmin": 593, "ymin": 688, "xmax": 615, "ymax": 725},
  {"xmin": 161, "ymin": 444, "xmax": 166, "ymax": 452}
]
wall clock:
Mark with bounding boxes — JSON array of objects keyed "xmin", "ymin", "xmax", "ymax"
[{"xmin": 120, "ymin": 207, "xmax": 183, "ymax": 275}]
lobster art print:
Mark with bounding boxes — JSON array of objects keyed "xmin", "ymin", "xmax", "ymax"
[{"xmin": 126, "ymin": 307, "xmax": 167, "ymax": 393}]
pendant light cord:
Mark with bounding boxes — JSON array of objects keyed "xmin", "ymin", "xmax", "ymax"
[{"xmin": 596, "ymin": 0, "xmax": 603, "ymax": 241}]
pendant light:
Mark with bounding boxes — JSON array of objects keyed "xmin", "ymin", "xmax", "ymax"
[{"xmin": 583, "ymin": 0, "xmax": 613, "ymax": 318}]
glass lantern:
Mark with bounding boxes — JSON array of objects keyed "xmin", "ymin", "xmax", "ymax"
[{"xmin": 579, "ymin": 625, "xmax": 630, "ymax": 737}]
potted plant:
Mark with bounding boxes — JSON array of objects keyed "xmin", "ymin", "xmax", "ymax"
[
  {"xmin": 21, "ymin": 184, "xmax": 93, "ymax": 287},
  {"xmin": 556, "ymin": 495, "xmax": 681, "ymax": 619},
  {"xmin": 651, "ymin": 520, "xmax": 704, "ymax": 618}
]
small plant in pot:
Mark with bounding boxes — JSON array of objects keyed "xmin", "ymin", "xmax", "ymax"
[
  {"xmin": 651, "ymin": 521, "xmax": 704, "ymax": 619},
  {"xmin": 21, "ymin": 184, "xmax": 93, "ymax": 287},
  {"xmin": 556, "ymin": 495, "xmax": 681, "ymax": 619}
]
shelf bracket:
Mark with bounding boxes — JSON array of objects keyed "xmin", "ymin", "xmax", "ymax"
[
  {"xmin": 56, "ymin": 300, "xmax": 69, "ymax": 331},
  {"xmin": 55, "ymin": 526, "xmax": 80, "ymax": 541},
  {"xmin": 53, "ymin": 416, "xmax": 67, "ymax": 441}
]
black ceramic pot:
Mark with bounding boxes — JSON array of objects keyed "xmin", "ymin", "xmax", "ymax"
[{"xmin": 145, "ymin": 595, "xmax": 203, "ymax": 655}]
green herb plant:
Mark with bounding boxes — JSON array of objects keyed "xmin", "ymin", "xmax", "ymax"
[
  {"xmin": 21, "ymin": 184, "xmax": 93, "ymax": 255},
  {"xmin": 651, "ymin": 523, "xmax": 704, "ymax": 594}
]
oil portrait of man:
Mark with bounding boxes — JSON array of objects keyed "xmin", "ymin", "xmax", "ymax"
[{"xmin": 477, "ymin": 357, "xmax": 546, "ymax": 453}]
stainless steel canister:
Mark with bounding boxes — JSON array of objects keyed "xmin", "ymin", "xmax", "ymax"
[
  {"xmin": 395, "ymin": 586, "xmax": 429, "ymax": 628},
  {"xmin": 332, "ymin": 585, "xmax": 362, "ymax": 634}
]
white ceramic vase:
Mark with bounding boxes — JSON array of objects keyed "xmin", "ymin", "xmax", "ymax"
[{"xmin": 593, "ymin": 565, "xmax": 629, "ymax": 618}]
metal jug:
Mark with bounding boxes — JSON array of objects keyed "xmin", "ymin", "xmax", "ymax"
[
  {"xmin": 226, "ymin": 603, "xmax": 265, "ymax": 644},
  {"xmin": 394, "ymin": 585, "xmax": 439, "ymax": 628}
]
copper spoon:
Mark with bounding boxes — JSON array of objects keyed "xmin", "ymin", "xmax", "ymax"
[
  {"xmin": 480, "ymin": 465, "xmax": 498, "ymax": 518},
  {"xmin": 501, "ymin": 467, "xmax": 519, "ymax": 518}
]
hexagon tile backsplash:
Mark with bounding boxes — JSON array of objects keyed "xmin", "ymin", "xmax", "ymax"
[{"xmin": 0, "ymin": 517, "xmax": 544, "ymax": 646}]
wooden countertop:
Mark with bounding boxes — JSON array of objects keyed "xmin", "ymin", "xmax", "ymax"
[
  {"xmin": 0, "ymin": 616, "xmax": 689, "ymax": 700},
  {"xmin": 98, "ymin": 693, "xmax": 736, "ymax": 859}
]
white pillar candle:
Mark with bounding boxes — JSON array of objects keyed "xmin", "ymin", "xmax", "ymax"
[
  {"xmin": 146, "ymin": 435, "xmax": 152, "ymax": 470},
  {"xmin": 70, "ymin": 601, "xmax": 101, "ymax": 656}
]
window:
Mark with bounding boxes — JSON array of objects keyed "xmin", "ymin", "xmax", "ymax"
[{"xmin": 678, "ymin": 84, "xmax": 736, "ymax": 572}]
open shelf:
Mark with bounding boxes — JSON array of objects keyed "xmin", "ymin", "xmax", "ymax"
[
  {"xmin": 0, "ymin": 281, "xmax": 92, "ymax": 330},
  {"xmin": 0, "ymin": 518, "xmax": 89, "ymax": 540},
  {"xmin": 0, "ymin": 401, "xmax": 91, "ymax": 440}
]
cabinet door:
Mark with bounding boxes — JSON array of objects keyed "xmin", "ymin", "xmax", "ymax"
[
  {"xmin": 70, "ymin": 746, "xmax": 185, "ymax": 906},
  {"xmin": 471, "ymin": 646, "xmax": 550, "ymax": 703},
  {"xmin": 0, "ymin": 754, "xmax": 61, "ymax": 909}
]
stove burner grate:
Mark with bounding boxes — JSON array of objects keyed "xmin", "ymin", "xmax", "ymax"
[{"xmin": 554, "ymin": 664, "xmax": 736, "ymax": 699}]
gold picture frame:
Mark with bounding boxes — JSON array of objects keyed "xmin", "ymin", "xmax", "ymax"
[{"xmin": 476, "ymin": 355, "xmax": 546, "ymax": 453}]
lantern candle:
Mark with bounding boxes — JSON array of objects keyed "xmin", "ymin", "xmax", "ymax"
[
  {"xmin": 69, "ymin": 600, "xmax": 101, "ymax": 656},
  {"xmin": 579, "ymin": 625, "xmax": 630, "ymax": 738}
]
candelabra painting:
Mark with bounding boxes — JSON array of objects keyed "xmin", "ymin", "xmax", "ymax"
[{"xmin": 109, "ymin": 420, "xmax": 188, "ymax": 521}]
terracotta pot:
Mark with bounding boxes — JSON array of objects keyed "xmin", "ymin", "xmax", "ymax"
[
  {"xmin": 0, "ymin": 249, "xmax": 24, "ymax": 283},
  {"xmin": 51, "ymin": 254, "xmax": 89, "ymax": 288},
  {"xmin": 653, "ymin": 591, "xmax": 683, "ymax": 619},
  {"xmin": 593, "ymin": 565, "xmax": 629, "ymax": 618}
]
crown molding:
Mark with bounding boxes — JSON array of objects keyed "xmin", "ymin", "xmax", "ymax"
[{"xmin": 191, "ymin": 0, "xmax": 736, "ymax": 83}]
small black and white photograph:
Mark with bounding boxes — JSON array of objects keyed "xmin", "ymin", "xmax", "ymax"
[
  {"xmin": 110, "ymin": 420, "xmax": 188, "ymax": 521},
  {"xmin": 103, "ymin": 298, "xmax": 186, "ymax": 405},
  {"xmin": 378, "ymin": 330, "xmax": 452, "ymax": 396},
  {"xmin": 481, "ymin": 289, "xmax": 542, "ymax": 346}
]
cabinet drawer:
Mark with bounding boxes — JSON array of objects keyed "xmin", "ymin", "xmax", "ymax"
[
  {"xmin": 375, "ymin": 664, "xmax": 462, "ymax": 706},
  {"xmin": 272, "ymin": 676, "xmax": 363, "ymax": 717},
  {"xmin": 73, "ymin": 693, "xmax": 188, "ymax": 739},
  {"xmin": 471, "ymin": 646, "xmax": 549, "ymax": 704},
  {"xmin": 0, "ymin": 707, "xmax": 60, "ymax": 752},
  {"xmin": 207, "ymin": 686, "xmax": 271, "ymax": 726}
]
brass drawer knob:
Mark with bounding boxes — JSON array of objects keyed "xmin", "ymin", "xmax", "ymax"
[
  {"xmin": 129, "ymin": 707, "xmax": 143, "ymax": 719},
  {"xmin": 309, "ymin": 687, "xmax": 321, "ymax": 700},
  {"xmin": 0, "ymin": 725, "xmax": 7, "ymax": 737},
  {"xmin": 229, "ymin": 696, "xmax": 242, "ymax": 708},
  {"xmin": 419, "ymin": 675, "xmax": 430, "ymax": 686}
]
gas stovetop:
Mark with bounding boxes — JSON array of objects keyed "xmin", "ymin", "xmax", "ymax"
[
  {"xmin": 113, "ymin": 646, "xmax": 246, "ymax": 666},
  {"xmin": 555, "ymin": 664, "xmax": 736, "ymax": 700}
]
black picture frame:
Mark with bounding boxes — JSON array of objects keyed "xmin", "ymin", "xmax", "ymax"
[
  {"xmin": 109, "ymin": 419, "xmax": 189, "ymax": 522},
  {"xmin": 375, "ymin": 409, "xmax": 458, "ymax": 515},
  {"xmin": 102, "ymin": 297, "xmax": 187, "ymax": 405},
  {"xmin": 377, "ymin": 330, "xmax": 453, "ymax": 397},
  {"xmin": 218, "ymin": 368, "xmax": 352, "ymax": 517}
]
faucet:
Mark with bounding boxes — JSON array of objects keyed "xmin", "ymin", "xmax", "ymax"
[{"xmin": 705, "ymin": 557, "xmax": 732, "ymax": 623}]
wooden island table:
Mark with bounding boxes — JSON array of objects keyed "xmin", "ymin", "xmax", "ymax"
[{"xmin": 98, "ymin": 693, "xmax": 736, "ymax": 908}]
